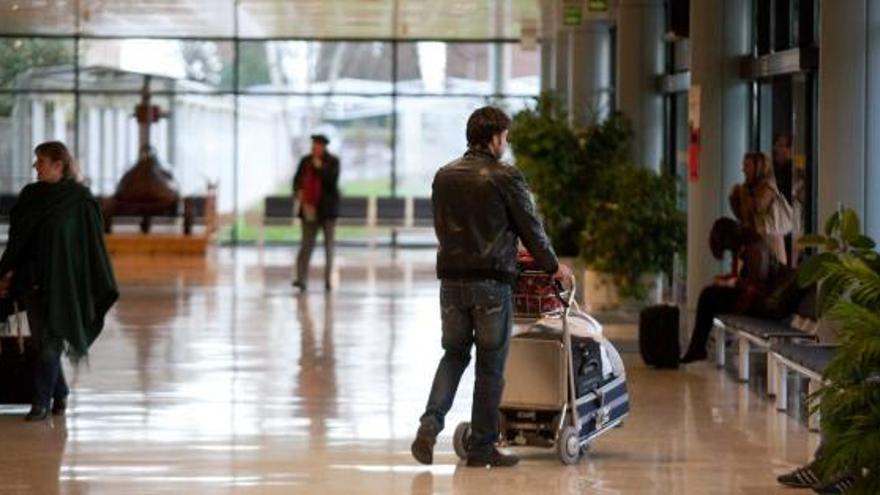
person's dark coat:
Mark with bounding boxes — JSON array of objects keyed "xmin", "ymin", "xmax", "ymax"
[
  {"xmin": 432, "ymin": 147, "xmax": 558, "ymax": 284},
  {"xmin": 292, "ymin": 153, "xmax": 340, "ymax": 221},
  {"xmin": 0, "ymin": 179, "xmax": 119, "ymax": 359}
]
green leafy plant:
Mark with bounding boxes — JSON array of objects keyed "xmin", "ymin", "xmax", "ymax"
[
  {"xmin": 508, "ymin": 92, "xmax": 585, "ymax": 255},
  {"xmin": 509, "ymin": 92, "xmax": 684, "ymax": 299},
  {"xmin": 798, "ymin": 207, "xmax": 880, "ymax": 312},
  {"xmin": 508, "ymin": 92, "xmax": 631, "ymax": 256},
  {"xmin": 797, "ymin": 207, "xmax": 880, "ymax": 493},
  {"xmin": 579, "ymin": 164, "xmax": 686, "ymax": 300}
]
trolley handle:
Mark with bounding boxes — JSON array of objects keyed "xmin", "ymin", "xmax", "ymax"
[{"xmin": 552, "ymin": 274, "xmax": 577, "ymax": 309}]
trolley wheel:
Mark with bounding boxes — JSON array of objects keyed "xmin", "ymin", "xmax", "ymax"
[
  {"xmin": 453, "ymin": 422, "xmax": 471, "ymax": 460},
  {"xmin": 557, "ymin": 426, "xmax": 581, "ymax": 465},
  {"xmin": 580, "ymin": 442, "xmax": 591, "ymax": 455}
]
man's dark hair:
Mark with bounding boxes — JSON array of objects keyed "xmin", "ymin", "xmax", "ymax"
[
  {"xmin": 773, "ymin": 132, "xmax": 792, "ymax": 147},
  {"xmin": 466, "ymin": 106, "xmax": 511, "ymax": 148}
]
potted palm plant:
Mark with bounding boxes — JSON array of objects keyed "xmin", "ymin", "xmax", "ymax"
[{"xmin": 796, "ymin": 207, "xmax": 880, "ymax": 494}]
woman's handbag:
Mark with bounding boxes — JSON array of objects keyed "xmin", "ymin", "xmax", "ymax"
[
  {"xmin": 0, "ymin": 303, "xmax": 36, "ymax": 405},
  {"xmin": 757, "ymin": 187, "xmax": 794, "ymax": 236}
]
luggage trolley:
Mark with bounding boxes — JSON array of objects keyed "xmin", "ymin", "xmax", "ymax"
[{"xmin": 452, "ymin": 272, "xmax": 630, "ymax": 465}]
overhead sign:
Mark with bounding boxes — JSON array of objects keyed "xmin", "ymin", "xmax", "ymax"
[
  {"xmin": 588, "ymin": 0, "xmax": 609, "ymax": 12},
  {"xmin": 562, "ymin": 0, "xmax": 583, "ymax": 27}
]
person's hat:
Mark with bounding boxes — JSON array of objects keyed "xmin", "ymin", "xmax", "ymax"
[{"xmin": 310, "ymin": 134, "xmax": 329, "ymax": 145}]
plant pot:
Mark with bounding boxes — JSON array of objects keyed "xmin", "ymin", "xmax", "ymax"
[
  {"xmin": 582, "ymin": 269, "xmax": 620, "ymax": 312},
  {"xmin": 581, "ymin": 269, "xmax": 664, "ymax": 312}
]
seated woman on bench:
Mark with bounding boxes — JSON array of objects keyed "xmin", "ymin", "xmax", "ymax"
[{"xmin": 681, "ymin": 217, "xmax": 785, "ymax": 363}]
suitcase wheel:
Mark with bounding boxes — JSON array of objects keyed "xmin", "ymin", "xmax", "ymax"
[
  {"xmin": 453, "ymin": 422, "xmax": 471, "ymax": 461},
  {"xmin": 557, "ymin": 425, "xmax": 581, "ymax": 465}
]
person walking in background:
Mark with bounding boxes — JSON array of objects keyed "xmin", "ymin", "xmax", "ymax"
[
  {"xmin": 729, "ymin": 152, "xmax": 789, "ymax": 265},
  {"xmin": 292, "ymin": 134, "xmax": 340, "ymax": 292},
  {"xmin": 411, "ymin": 106, "xmax": 569, "ymax": 468},
  {"xmin": 0, "ymin": 141, "xmax": 118, "ymax": 421}
]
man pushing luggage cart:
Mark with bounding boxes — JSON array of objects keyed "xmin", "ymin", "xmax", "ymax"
[
  {"xmin": 410, "ymin": 106, "xmax": 569, "ymax": 468},
  {"xmin": 453, "ymin": 270, "xmax": 630, "ymax": 465}
]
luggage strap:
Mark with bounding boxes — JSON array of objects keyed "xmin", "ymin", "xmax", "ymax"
[{"xmin": 592, "ymin": 385, "xmax": 609, "ymax": 428}]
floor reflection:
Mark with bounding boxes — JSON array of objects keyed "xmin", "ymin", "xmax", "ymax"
[
  {"xmin": 0, "ymin": 247, "xmax": 818, "ymax": 494},
  {"xmin": 295, "ymin": 293, "xmax": 338, "ymax": 451}
]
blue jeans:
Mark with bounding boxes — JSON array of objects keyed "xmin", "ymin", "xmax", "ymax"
[{"xmin": 419, "ymin": 279, "xmax": 513, "ymax": 457}]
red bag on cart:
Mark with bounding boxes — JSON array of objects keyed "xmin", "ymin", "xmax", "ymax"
[{"xmin": 514, "ymin": 251, "xmax": 563, "ymax": 317}]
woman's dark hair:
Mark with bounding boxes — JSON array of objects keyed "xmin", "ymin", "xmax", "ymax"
[
  {"xmin": 34, "ymin": 141, "xmax": 75, "ymax": 178},
  {"xmin": 709, "ymin": 217, "xmax": 741, "ymax": 259},
  {"xmin": 466, "ymin": 106, "xmax": 511, "ymax": 148}
]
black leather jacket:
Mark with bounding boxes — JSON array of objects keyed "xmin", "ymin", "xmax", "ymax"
[{"xmin": 433, "ymin": 148, "xmax": 558, "ymax": 283}]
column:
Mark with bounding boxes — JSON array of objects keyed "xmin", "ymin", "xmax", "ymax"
[
  {"xmin": 31, "ymin": 99, "xmax": 46, "ymax": 146},
  {"xmin": 87, "ymin": 107, "xmax": 101, "ymax": 186},
  {"xmin": 539, "ymin": 0, "xmax": 560, "ymax": 93},
  {"xmin": 102, "ymin": 108, "xmax": 115, "ymax": 195},
  {"xmin": 817, "ymin": 0, "xmax": 868, "ymax": 230},
  {"xmin": 616, "ymin": 0, "xmax": 664, "ymax": 171},
  {"xmin": 686, "ymin": 0, "xmax": 751, "ymax": 323},
  {"xmin": 540, "ymin": 0, "xmax": 556, "ymax": 93},
  {"xmin": 52, "ymin": 102, "xmax": 66, "ymax": 141},
  {"xmin": 568, "ymin": 22, "xmax": 612, "ymax": 126},
  {"xmin": 114, "ymin": 107, "xmax": 128, "ymax": 179},
  {"xmin": 490, "ymin": 0, "xmax": 512, "ymax": 95},
  {"xmin": 868, "ymin": 0, "xmax": 880, "ymax": 238}
]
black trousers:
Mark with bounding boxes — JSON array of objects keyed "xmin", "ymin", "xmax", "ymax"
[{"xmin": 684, "ymin": 285, "xmax": 740, "ymax": 357}]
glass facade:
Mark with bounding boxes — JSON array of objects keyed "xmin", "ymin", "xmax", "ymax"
[{"xmin": 0, "ymin": 32, "xmax": 539, "ymax": 243}]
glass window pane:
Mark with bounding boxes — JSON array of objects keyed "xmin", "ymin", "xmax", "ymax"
[
  {"xmin": 80, "ymin": 0, "xmax": 235, "ymax": 37},
  {"xmin": 237, "ymin": 0, "xmax": 393, "ymax": 39},
  {"xmin": 395, "ymin": 96, "xmax": 534, "ymax": 197},
  {"xmin": 237, "ymin": 95, "xmax": 392, "ymax": 242},
  {"xmin": 0, "ymin": 92, "xmax": 76, "ymax": 193},
  {"xmin": 79, "ymin": 39, "xmax": 235, "ymax": 93},
  {"xmin": 397, "ymin": 0, "xmax": 539, "ymax": 39},
  {"xmin": 0, "ymin": 1, "xmax": 77, "ymax": 35},
  {"xmin": 505, "ymin": 43, "xmax": 540, "ymax": 96},
  {"xmin": 0, "ymin": 38, "xmax": 76, "ymax": 91},
  {"xmin": 395, "ymin": 96, "xmax": 489, "ymax": 196},
  {"xmin": 238, "ymin": 41, "xmax": 392, "ymax": 95},
  {"xmin": 397, "ymin": 43, "xmax": 492, "ymax": 95},
  {"xmin": 75, "ymin": 93, "xmax": 235, "ymax": 233}
]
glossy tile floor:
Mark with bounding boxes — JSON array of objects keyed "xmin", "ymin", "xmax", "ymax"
[{"xmin": 1, "ymin": 247, "xmax": 820, "ymax": 494}]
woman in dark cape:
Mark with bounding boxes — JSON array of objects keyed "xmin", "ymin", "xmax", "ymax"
[{"xmin": 0, "ymin": 141, "xmax": 118, "ymax": 421}]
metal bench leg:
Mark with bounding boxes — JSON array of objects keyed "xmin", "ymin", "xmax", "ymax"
[
  {"xmin": 738, "ymin": 337, "xmax": 750, "ymax": 382},
  {"xmin": 715, "ymin": 325, "xmax": 726, "ymax": 368},
  {"xmin": 767, "ymin": 353, "xmax": 777, "ymax": 397},
  {"xmin": 776, "ymin": 360, "xmax": 788, "ymax": 412},
  {"xmin": 808, "ymin": 379, "xmax": 821, "ymax": 432}
]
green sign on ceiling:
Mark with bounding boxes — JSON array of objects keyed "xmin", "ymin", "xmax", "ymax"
[
  {"xmin": 588, "ymin": 0, "xmax": 609, "ymax": 12},
  {"xmin": 562, "ymin": 3, "xmax": 583, "ymax": 27}
]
